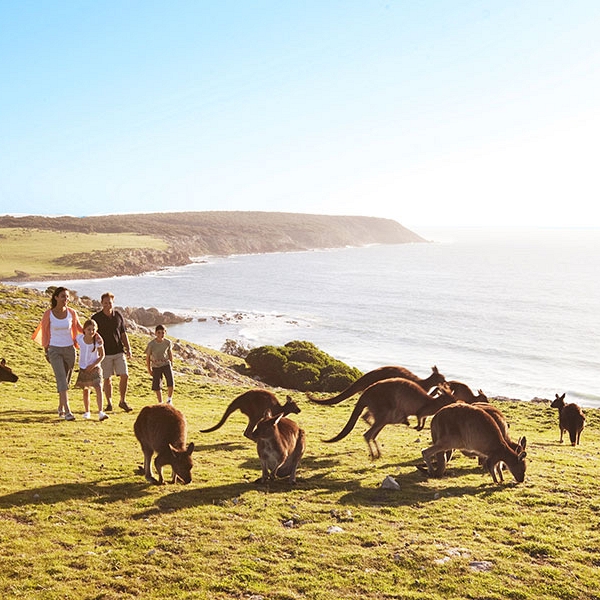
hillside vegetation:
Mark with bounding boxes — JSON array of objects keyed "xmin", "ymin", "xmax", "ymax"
[
  {"xmin": 0, "ymin": 211, "xmax": 425, "ymax": 280},
  {"xmin": 1, "ymin": 283, "xmax": 599, "ymax": 599}
]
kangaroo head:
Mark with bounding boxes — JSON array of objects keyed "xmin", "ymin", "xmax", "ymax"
[{"xmin": 168, "ymin": 443, "xmax": 194, "ymax": 484}]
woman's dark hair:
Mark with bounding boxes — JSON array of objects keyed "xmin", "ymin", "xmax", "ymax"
[{"xmin": 51, "ymin": 286, "xmax": 68, "ymax": 308}]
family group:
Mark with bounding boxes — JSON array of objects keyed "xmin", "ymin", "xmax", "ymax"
[{"xmin": 32, "ymin": 287, "xmax": 174, "ymax": 421}]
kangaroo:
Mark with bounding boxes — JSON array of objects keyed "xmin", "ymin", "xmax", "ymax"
[
  {"xmin": 200, "ymin": 389, "xmax": 300, "ymax": 440},
  {"xmin": 307, "ymin": 365, "xmax": 445, "ymax": 405},
  {"xmin": 421, "ymin": 403, "xmax": 527, "ymax": 483},
  {"xmin": 457, "ymin": 402, "xmax": 526, "ymax": 466},
  {"xmin": 252, "ymin": 410, "xmax": 306, "ymax": 484},
  {"xmin": 550, "ymin": 393, "xmax": 585, "ymax": 446},
  {"xmin": 0, "ymin": 359, "xmax": 18, "ymax": 383},
  {"xmin": 324, "ymin": 378, "xmax": 456, "ymax": 459},
  {"xmin": 134, "ymin": 404, "xmax": 195, "ymax": 485},
  {"xmin": 446, "ymin": 380, "xmax": 487, "ymax": 403}
]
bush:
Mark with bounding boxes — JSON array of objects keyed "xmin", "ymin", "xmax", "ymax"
[{"xmin": 245, "ymin": 340, "xmax": 362, "ymax": 391}]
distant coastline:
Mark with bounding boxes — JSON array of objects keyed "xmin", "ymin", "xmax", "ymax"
[{"xmin": 0, "ymin": 211, "xmax": 425, "ymax": 281}]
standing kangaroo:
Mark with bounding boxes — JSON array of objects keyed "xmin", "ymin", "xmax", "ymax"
[
  {"xmin": 422, "ymin": 403, "xmax": 527, "ymax": 483},
  {"xmin": 252, "ymin": 410, "xmax": 306, "ymax": 484},
  {"xmin": 324, "ymin": 378, "xmax": 456, "ymax": 459},
  {"xmin": 200, "ymin": 389, "xmax": 300, "ymax": 440},
  {"xmin": 134, "ymin": 404, "xmax": 195, "ymax": 485},
  {"xmin": 550, "ymin": 393, "xmax": 585, "ymax": 446},
  {"xmin": 307, "ymin": 365, "xmax": 445, "ymax": 405}
]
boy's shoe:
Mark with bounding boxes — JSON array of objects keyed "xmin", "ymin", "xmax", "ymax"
[
  {"xmin": 98, "ymin": 411, "xmax": 109, "ymax": 422},
  {"xmin": 105, "ymin": 402, "xmax": 114, "ymax": 412},
  {"xmin": 119, "ymin": 401, "xmax": 133, "ymax": 412},
  {"xmin": 82, "ymin": 412, "xmax": 91, "ymax": 420},
  {"xmin": 64, "ymin": 413, "xmax": 76, "ymax": 421}
]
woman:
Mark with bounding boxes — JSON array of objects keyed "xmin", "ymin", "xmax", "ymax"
[{"xmin": 33, "ymin": 287, "xmax": 84, "ymax": 420}]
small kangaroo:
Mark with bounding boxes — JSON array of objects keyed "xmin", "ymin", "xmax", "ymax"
[
  {"xmin": 134, "ymin": 404, "xmax": 195, "ymax": 485},
  {"xmin": 200, "ymin": 389, "xmax": 301, "ymax": 440},
  {"xmin": 307, "ymin": 365, "xmax": 445, "ymax": 405},
  {"xmin": 0, "ymin": 359, "xmax": 18, "ymax": 383},
  {"xmin": 550, "ymin": 393, "xmax": 585, "ymax": 446},
  {"xmin": 252, "ymin": 410, "xmax": 306, "ymax": 484},
  {"xmin": 446, "ymin": 380, "xmax": 487, "ymax": 403}
]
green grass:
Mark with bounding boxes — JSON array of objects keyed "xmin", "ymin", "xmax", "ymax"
[
  {"xmin": 1, "ymin": 283, "xmax": 599, "ymax": 599},
  {"xmin": 0, "ymin": 228, "xmax": 167, "ymax": 279}
]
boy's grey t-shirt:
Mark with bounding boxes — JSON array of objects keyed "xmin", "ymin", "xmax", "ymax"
[{"xmin": 145, "ymin": 338, "xmax": 172, "ymax": 368}]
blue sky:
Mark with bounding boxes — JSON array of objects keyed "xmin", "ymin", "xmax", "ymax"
[{"xmin": 1, "ymin": 1, "xmax": 599, "ymax": 228}]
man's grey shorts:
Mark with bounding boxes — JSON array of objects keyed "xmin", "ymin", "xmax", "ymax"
[{"xmin": 101, "ymin": 353, "xmax": 128, "ymax": 377}]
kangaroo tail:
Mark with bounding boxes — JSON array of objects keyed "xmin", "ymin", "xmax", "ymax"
[
  {"xmin": 324, "ymin": 397, "xmax": 368, "ymax": 443},
  {"xmin": 199, "ymin": 399, "xmax": 239, "ymax": 433},
  {"xmin": 306, "ymin": 377, "xmax": 371, "ymax": 406}
]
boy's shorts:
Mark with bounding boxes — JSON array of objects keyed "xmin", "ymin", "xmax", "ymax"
[
  {"xmin": 152, "ymin": 364, "xmax": 174, "ymax": 391},
  {"xmin": 101, "ymin": 353, "xmax": 128, "ymax": 377}
]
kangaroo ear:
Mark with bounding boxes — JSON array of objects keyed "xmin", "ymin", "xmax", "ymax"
[
  {"xmin": 186, "ymin": 442, "xmax": 195, "ymax": 455},
  {"xmin": 169, "ymin": 444, "xmax": 177, "ymax": 454},
  {"xmin": 0, "ymin": 359, "xmax": 5, "ymax": 366},
  {"xmin": 274, "ymin": 413, "xmax": 284, "ymax": 426},
  {"xmin": 432, "ymin": 365, "xmax": 438, "ymax": 373},
  {"xmin": 262, "ymin": 409, "xmax": 273, "ymax": 419},
  {"xmin": 518, "ymin": 451, "xmax": 527, "ymax": 460},
  {"xmin": 517, "ymin": 436, "xmax": 527, "ymax": 451}
]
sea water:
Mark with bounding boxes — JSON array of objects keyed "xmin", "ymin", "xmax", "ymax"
[{"xmin": 21, "ymin": 227, "xmax": 600, "ymax": 407}]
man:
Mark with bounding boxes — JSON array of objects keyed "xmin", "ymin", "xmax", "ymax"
[{"xmin": 92, "ymin": 292, "xmax": 133, "ymax": 413}]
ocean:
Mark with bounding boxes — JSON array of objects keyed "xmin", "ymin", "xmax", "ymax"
[{"xmin": 23, "ymin": 227, "xmax": 600, "ymax": 408}]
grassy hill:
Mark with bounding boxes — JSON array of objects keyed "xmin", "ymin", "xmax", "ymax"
[
  {"xmin": 0, "ymin": 211, "xmax": 426, "ymax": 280},
  {"xmin": 0, "ymin": 283, "xmax": 599, "ymax": 599}
]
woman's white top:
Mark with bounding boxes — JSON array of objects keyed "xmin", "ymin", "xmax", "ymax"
[
  {"xmin": 76, "ymin": 333, "xmax": 103, "ymax": 369},
  {"xmin": 49, "ymin": 311, "xmax": 74, "ymax": 347}
]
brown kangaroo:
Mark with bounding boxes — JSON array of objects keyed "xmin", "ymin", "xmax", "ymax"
[
  {"xmin": 200, "ymin": 389, "xmax": 300, "ymax": 440},
  {"xmin": 550, "ymin": 393, "xmax": 585, "ymax": 446},
  {"xmin": 252, "ymin": 410, "xmax": 306, "ymax": 484},
  {"xmin": 134, "ymin": 404, "xmax": 195, "ymax": 485},
  {"xmin": 421, "ymin": 403, "xmax": 527, "ymax": 483},
  {"xmin": 307, "ymin": 365, "xmax": 445, "ymax": 405},
  {"xmin": 0, "ymin": 359, "xmax": 18, "ymax": 383},
  {"xmin": 456, "ymin": 402, "xmax": 526, "ymax": 466},
  {"xmin": 324, "ymin": 378, "xmax": 456, "ymax": 459},
  {"xmin": 446, "ymin": 380, "xmax": 488, "ymax": 403}
]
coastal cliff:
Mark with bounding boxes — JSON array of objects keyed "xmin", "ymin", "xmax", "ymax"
[{"xmin": 0, "ymin": 211, "xmax": 425, "ymax": 280}]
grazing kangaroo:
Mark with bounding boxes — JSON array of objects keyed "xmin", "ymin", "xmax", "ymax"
[
  {"xmin": 252, "ymin": 410, "xmax": 306, "ymax": 484},
  {"xmin": 550, "ymin": 393, "xmax": 585, "ymax": 446},
  {"xmin": 134, "ymin": 404, "xmax": 195, "ymax": 485},
  {"xmin": 421, "ymin": 403, "xmax": 527, "ymax": 483},
  {"xmin": 200, "ymin": 389, "xmax": 300, "ymax": 440},
  {"xmin": 324, "ymin": 378, "xmax": 456, "ymax": 459},
  {"xmin": 0, "ymin": 359, "xmax": 18, "ymax": 383},
  {"xmin": 307, "ymin": 365, "xmax": 445, "ymax": 405},
  {"xmin": 446, "ymin": 380, "xmax": 487, "ymax": 403},
  {"xmin": 457, "ymin": 402, "xmax": 526, "ymax": 466}
]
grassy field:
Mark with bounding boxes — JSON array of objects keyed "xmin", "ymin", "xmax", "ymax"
[
  {"xmin": 0, "ymin": 284, "xmax": 599, "ymax": 599},
  {"xmin": 0, "ymin": 228, "xmax": 167, "ymax": 279}
]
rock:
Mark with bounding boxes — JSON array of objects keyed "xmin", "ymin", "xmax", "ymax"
[{"xmin": 381, "ymin": 475, "xmax": 400, "ymax": 490}]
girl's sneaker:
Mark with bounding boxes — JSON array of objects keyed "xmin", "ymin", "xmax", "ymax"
[
  {"xmin": 82, "ymin": 412, "xmax": 91, "ymax": 420},
  {"xmin": 64, "ymin": 413, "xmax": 76, "ymax": 421},
  {"xmin": 98, "ymin": 411, "xmax": 109, "ymax": 421}
]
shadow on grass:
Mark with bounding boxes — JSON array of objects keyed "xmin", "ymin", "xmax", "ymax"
[
  {"xmin": 0, "ymin": 476, "xmax": 154, "ymax": 508},
  {"xmin": 0, "ymin": 408, "xmax": 58, "ymax": 424}
]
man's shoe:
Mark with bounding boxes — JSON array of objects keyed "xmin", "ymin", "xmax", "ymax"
[
  {"xmin": 119, "ymin": 401, "xmax": 133, "ymax": 413},
  {"xmin": 105, "ymin": 402, "xmax": 114, "ymax": 412}
]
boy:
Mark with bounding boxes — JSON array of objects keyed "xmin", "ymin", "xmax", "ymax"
[{"xmin": 145, "ymin": 324, "xmax": 174, "ymax": 404}]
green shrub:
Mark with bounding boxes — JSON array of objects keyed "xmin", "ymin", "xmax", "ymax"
[{"xmin": 244, "ymin": 340, "xmax": 362, "ymax": 391}]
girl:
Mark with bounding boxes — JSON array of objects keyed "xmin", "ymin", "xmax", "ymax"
[{"xmin": 75, "ymin": 320, "xmax": 108, "ymax": 421}]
